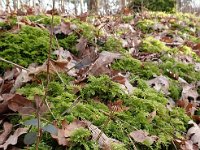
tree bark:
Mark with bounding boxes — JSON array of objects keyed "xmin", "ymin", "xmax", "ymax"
[
  {"xmin": 120, "ymin": 0, "xmax": 126, "ymax": 9},
  {"xmin": 80, "ymin": 0, "xmax": 84, "ymax": 13},
  {"xmin": 0, "ymin": 0, "xmax": 3, "ymax": 13},
  {"xmin": 88, "ymin": 0, "xmax": 98, "ymax": 13},
  {"xmin": 103, "ymin": 0, "xmax": 109, "ymax": 15},
  {"xmin": 13, "ymin": 0, "xmax": 18, "ymax": 11},
  {"xmin": 74, "ymin": 0, "xmax": 78, "ymax": 15}
]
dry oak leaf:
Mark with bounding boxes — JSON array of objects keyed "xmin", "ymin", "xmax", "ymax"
[
  {"xmin": 187, "ymin": 121, "xmax": 200, "ymax": 148},
  {"xmin": 112, "ymin": 74, "xmax": 135, "ymax": 94},
  {"xmin": 88, "ymin": 51, "xmax": 121, "ymax": 76},
  {"xmin": 174, "ymin": 139, "xmax": 198, "ymax": 150},
  {"xmin": 129, "ymin": 130, "xmax": 158, "ymax": 145},
  {"xmin": 7, "ymin": 94, "xmax": 35, "ymax": 115},
  {"xmin": 0, "ymin": 122, "xmax": 13, "ymax": 145},
  {"xmin": 107, "ymin": 100, "xmax": 129, "ymax": 112},
  {"xmin": 51, "ymin": 120, "xmax": 87, "ymax": 146},
  {"xmin": 0, "ymin": 128, "xmax": 28, "ymax": 150},
  {"xmin": 147, "ymin": 76, "xmax": 169, "ymax": 95},
  {"xmin": 84, "ymin": 121, "xmax": 122, "ymax": 150}
]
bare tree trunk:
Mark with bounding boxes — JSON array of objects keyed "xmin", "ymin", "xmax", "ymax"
[
  {"xmin": 0, "ymin": 0, "xmax": 3, "ymax": 13},
  {"xmin": 176, "ymin": 0, "xmax": 182, "ymax": 11},
  {"xmin": 88, "ymin": 0, "xmax": 98, "ymax": 13},
  {"xmin": 120, "ymin": 0, "xmax": 126, "ymax": 10},
  {"xmin": 80, "ymin": 0, "xmax": 83, "ymax": 13},
  {"xmin": 74, "ymin": 0, "xmax": 78, "ymax": 15},
  {"xmin": 103, "ymin": 0, "xmax": 109, "ymax": 15},
  {"xmin": 13, "ymin": 0, "xmax": 18, "ymax": 11},
  {"xmin": 6, "ymin": 0, "xmax": 11, "ymax": 13},
  {"xmin": 32, "ymin": 0, "xmax": 35, "ymax": 8}
]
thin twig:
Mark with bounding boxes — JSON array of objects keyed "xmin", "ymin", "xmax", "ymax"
[
  {"xmin": 0, "ymin": 57, "xmax": 28, "ymax": 71},
  {"xmin": 61, "ymin": 96, "xmax": 81, "ymax": 116},
  {"xmin": 36, "ymin": 0, "xmax": 56, "ymax": 149}
]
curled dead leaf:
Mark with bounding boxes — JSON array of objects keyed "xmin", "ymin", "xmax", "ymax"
[
  {"xmin": 0, "ymin": 122, "xmax": 13, "ymax": 145},
  {"xmin": 0, "ymin": 128, "xmax": 28, "ymax": 150}
]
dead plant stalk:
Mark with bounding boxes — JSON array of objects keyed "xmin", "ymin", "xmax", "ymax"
[{"xmin": 36, "ymin": 0, "xmax": 56, "ymax": 149}]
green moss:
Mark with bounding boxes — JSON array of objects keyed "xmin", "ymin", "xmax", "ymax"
[
  {"xmin": 71, "ymin": 19, "xmax": 97, "ymax": 42},
  {"xmin": 112, "ymin": 55, "xmax": 142, "ymax": 72},
  {"xmin": 112, "ymin": 56, "xmax": 160, "ymax": 79},
  {"xmin": 0, "ymin": 17, "xmax": 17, "ymax": 30},
  {"xmin": 101, "ymin": 37, "xmax": 125, "ymax": 52},
  {"xmin": 159, "ymin": 57, "xmax": 200, "ymax": 83},
  {"xmin": 70, "ymin": 128, "xmax": 98, "ymax": 150},
  {"xmin": 139, "ymin": 37, "xmax": 170, "ymax": 53},
  {"xmin": 169, "ymin": 81, "xmax": 182, "ymax": 101},
  {"xmin": 27, "ymin": 15, "xmax": 61, "ymax": 25},
  {"xmin": 17, "ymin": 83, "xmax": 44, "ymax": 100},
  {"xmin": 57, "ymin": 33, "xmax": 78, "ymax": 55},
  {"xmin": 0, "ymin": 26, "xmax": 56, "ymax": 69},
  {"xmin": 81, "ymin": 75, "xmax": 126, "ymax": 102},
  {"xmin": 122, "ymin": 15, "xmax": 133, "ymax": 23},
  {"xmin": 136, "ymin": 19, "xmax": 155, "ymax": 33},
  {"xmin": 27, "ymin": 142, "xmax": 52, "ymax": 150}
]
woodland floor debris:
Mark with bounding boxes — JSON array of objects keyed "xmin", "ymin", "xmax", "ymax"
[{"xmin": 0, "ymin": 11, "xmax": 200, "ymax": 149}]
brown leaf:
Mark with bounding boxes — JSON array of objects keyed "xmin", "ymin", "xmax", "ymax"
[
  {"xmin": 147, "ymin": 76, "xmax": 169, "ymax": 95},
  {"xmin": 174, "ymin": 139, "xmax": 199, "ymax": 150},
  {"xmin": 186, "ymin": 121, "xmax": 200, "ymax": 148},
  {"xmin": 177, "ymin": 100, "xmax": 198, "ymax": 116},
  {"xmin": 51, "ymin": 126, "xmax": 68, "ymax": 146},
  {"xmin": 34, "ymin": 95, "xmax": 48, "ymax": 115},
  {"xmin": 108, "ymin": 100, "xmax": 129, "ymax": 112},
  {"xmin": 0, "ymin": 122, "xmax": 13, "ymax": 145},
  {"xmin": 77, "ymin": 12, "xmax": 88, "ymax": 22},
  {"xmin": 64, "ymin": 120, "xmax": 87, "ymax": 138},
  {"xmin": 0, "ymin": 94, "xmax": 15, "ymax": 114},
  {"xmin": 0, "ymin": 128, "xmax": 28, "ymax": 150},
  {"xmin": 76, "ymin": 37, "xmax": 88, "ymax": 58},
  {"xmin": 89, "ymin": 51, "xmax": 121, "ymax": 76},
  {"xmin": 11, "ymin": 69, "xmax": 32, "ymax": 93},
  {"xmin": 51, "ymin": 120, "xmax": 87, "ymax": 146},
  {"xmin": 61, "ymin": 21, "xmax": 72, "ymax": 35},
  {"xmin": 147, "ymin": 110, "xmax": 157, "ymax": 123},
  {"xmin": 84, "ymin": 121, "xmax": 122, "ymax": 149},
  {"xmin": 7, "ymin": 94, "xmax": 35, "ymax": 115},
  {"xmin": 129, "ymin": 130, "xmax": 158, "ymax": 145}
]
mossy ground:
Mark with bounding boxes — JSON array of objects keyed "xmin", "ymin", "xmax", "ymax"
[{"xmin": 1, "ymin": 12, "xmax": 200, "ymax": 149}]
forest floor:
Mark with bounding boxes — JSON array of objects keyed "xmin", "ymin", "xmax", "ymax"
[{"xmin": 0, "ymin": 11, "xmax": 200, "ymax": 150}]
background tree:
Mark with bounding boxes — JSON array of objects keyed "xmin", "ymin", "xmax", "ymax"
[{"xmin": 129, "ymin": 0, "xmax": 176, "ymax": 12}]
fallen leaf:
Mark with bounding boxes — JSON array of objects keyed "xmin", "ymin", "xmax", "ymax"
[
  {"xmin": 129, "ymin": 130, "xmax": 158, "ymax": 145},
  {"xmin": 84, "ymin": 121, "xmax": 122, "ymax": 149},
  {"xmin": 0, "ymin": 122, "xmax": 13, "ymax": 145},
  {"xmin": 0, "ymin": 128, "xmax": 28, "ymax": 150},
  {"xmin": 7, "ymin": 94, "xmax": 35, "ymax": 115},
  {"xmin": 108, "ymin": 100, "xmax": 129, "ymax": 112},
  {"xmin": 51, "ymin": 120, "xmax": 87, "ymax": 146},
  {"xmin": 147, "ymin": 110, "xmax": 157, "ymax": 123},
  {"xmin": 34, "ymin": 95, "xmax": 48, "ymax": 115},
  {"xmin": 181, "ymin": 84, "xmax": 199, "ymax": 102},
  {"xmin": 186, "ymin": 121, "xmax": 200, "ymax": 148},
  {"xmin": 174, "ymin": 139, "xmax": 199, "ymax": 150},
  {"xmin": 147, "ymin": 76, "xmax": 169, "ymax": 95},
  {"xmin": 64, "ymin": 120, "xmax": 87, "ymax": 137},
  {"xmin": 11, "ymin": 69, "xmax": 32, "ymax": 93}
]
